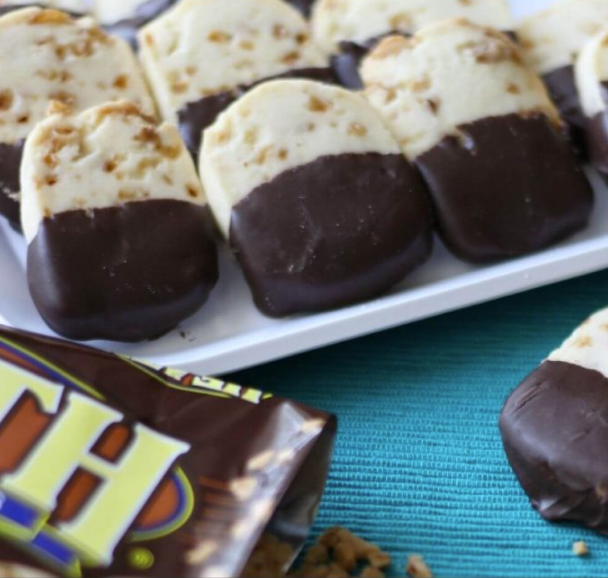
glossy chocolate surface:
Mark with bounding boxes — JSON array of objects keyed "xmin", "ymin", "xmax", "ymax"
[
  {"xmin": 28, "ymin": 200, "xmax": 218, "ymax": 342},
  {"xmin": 0, "ymin": 139, "xmax": 23, "ymax": 228},
  {"xmin": 415, "ymin": 113, "xmax": 593, "ymax": 263},
  {"xmin": 178, "ymin": 67, "xmax": 337, "ymax": 156},
  {"xmin": 229, "ymin": 153, "xmax": 433, "ymax": 317},
  {"xmin": 501, "ymin": 360, "xmax": 608, "ymax": 533},
  {"xmin": 543, "ymin": 65, "xmax": 588, "ymax": 157}
]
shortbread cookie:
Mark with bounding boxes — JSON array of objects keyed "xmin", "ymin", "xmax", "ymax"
[
  {"xmin": 138, "ymin": 0, "xmax": 334, "ymax": 156},
  {"xmin": 361, "ymin": 21, "xmax": 593, "ymax": 262},
  {"xmin": 518, "ymin": 0, "xmax": 608, "ymax": 155},
  {"xmin": 0, "ymin": 7, "xmax": 154, "ymax": 227},
  {"xmin": 501, "ymin": 307, "xmax": 608, "ymax": 534},
  {"xmin": 312, "ymin": 0, "xmax": 513, "ymax": 88},
  {"xmin": 200, "ymin": 80, "xmax": 432, "ymax": 317},
  {"xmin": 21, "ymin": 101, "xmax": 218, "ymax": 342},
  {"xmin": 576, "ymin": 28, "xmax": 608, "ymax": 180}
]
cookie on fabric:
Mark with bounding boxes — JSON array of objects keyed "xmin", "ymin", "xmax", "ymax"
[
  {"xmin": 200, "ymin": 79, "xmax": 433, "ymax": 317},
  {"xmin": 138, "ymin": 0, "xmax": 334, "ymax": 156},
  {"xmin": 0, "ymin": 7, "xmax": 154, "ymax": 228},
  {"xmin": 21, "ymin": 101, "xmax": 218, "ymax": 342},
  {"xmin": 518, "ymin": 0, "xmax": 608, "ymax": 156},
  {"xmin": 501, "ymin": 307, "xmax": 608, "ymax": 534},
  {"xmin": 361, "ymin": 20, "xmax": 593, "ymax": 263},
  {"xmin": 312, "ymin": 0, "xmax": 513, "ymax": 88}
]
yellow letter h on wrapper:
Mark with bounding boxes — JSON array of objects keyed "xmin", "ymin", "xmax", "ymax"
[{"xmin": 0, "ymin": 362, "xmax": 190, "ymax": 571}]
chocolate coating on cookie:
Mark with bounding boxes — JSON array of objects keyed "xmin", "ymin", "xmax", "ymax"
[
  {"xmin": 28, "ymin": 200, "xmax": 218, "ymax": 341},
  {"xmin": 415, "ymin": 114, "xmax": 592, "ymax": 262},
  {"xmin": 501, "ymin": 308, "xmax": 608, "ymax": 533},
  {"xmin": 139, "ymin": 0, "xmax": 329, "ymax": 156},
  {"xmin": 362, "ymin": 23, "xmax": 592, "ymax": 262},
  {"xmin": 231, "ymin": 153, "xmax": 431, "ymax": 316},
  {"xmin": 0, "ymin": 7, "xmax": 154, "ymax": 227},
  {"xmin": 201, "ymin": 80, "xmax": 432, "ymax": 316},
  {"xmin": 22, "ymin": 101, "xmax": 217, "ymax": 341}
]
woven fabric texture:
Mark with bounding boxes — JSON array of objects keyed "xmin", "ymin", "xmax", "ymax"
[{"xmin": 230, "ymin": 269, "xmax": 608, "ymax": 578}]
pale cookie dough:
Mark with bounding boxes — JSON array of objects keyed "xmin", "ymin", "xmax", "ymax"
[{"xmin": 361, "ymin": 21, "xmax": 557, "ymax": 160}]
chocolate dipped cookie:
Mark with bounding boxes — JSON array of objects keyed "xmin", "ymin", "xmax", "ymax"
[
  {"xmin": 311, "ymin": 0, "xmax": 513, "ymax": 88},
  {"xmin": 361, "ymin": 21, "xmax": 593, "ymax": 263},
  {"xmin": 0, "ymin": 7, "xmax": 154, "ymax": 228},
  {"xmin": 518, "ymin": 0, "xmax": 608, "ymax": 156},
  {"xmin": 21, "ymin": 101, "xmax": 218, "ymax": 342},
  {"xmin": 576, "ymin": 27, "xmax": 608, "ymax": 181},
  {"xmin": 200, "ymin": 79, "xmax": 433, "ymax": 318},
  {"xmin": 501, "ymin": 307, "xmax": 608, "ymax": 534},
  {"xmin": 138, "ymin": 0, "xmax": 335, "ymax": 157}
]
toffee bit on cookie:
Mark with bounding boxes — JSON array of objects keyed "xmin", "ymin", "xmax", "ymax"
[
  {"xmin": 406, "ymin": 554, "xmax": 433, "ymax": 578},
  {"xmin": 573, "ymin": 541, "xmax": 589, "ymax": 557}
]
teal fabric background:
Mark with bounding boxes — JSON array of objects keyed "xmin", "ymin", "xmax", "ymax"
[{"xmin": 230, "ymin": 269, "xmax": 608, "ymax": 578}]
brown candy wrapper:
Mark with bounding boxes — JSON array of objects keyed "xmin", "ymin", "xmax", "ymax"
[{"xmin": 0, "ymin": 325, "xmax": 336, "ymax": 578}]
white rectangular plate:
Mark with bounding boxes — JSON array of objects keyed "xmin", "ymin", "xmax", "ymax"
[{"xmin": 0, "ymin": 0, "xmax": 597, "ymax": 376}]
